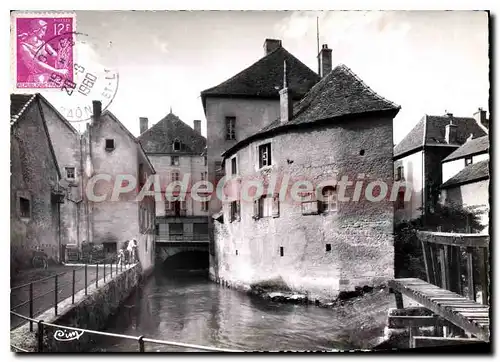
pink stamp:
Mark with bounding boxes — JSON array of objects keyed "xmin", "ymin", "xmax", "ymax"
[{"xmin": 13, "ymin": 13, "xmax": 76, "ymax": 89}]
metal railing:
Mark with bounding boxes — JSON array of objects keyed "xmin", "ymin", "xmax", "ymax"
[
  {"xmin": 10, "ymin": 254, "xmax": 135, "ymax": 330},
  {"xmin": 10, "ymin": 311, "xmax": 241, "ymax": 352},
  {"xmin": 156, "ymin": 233, "xmax": 210, "ymax": 242}
]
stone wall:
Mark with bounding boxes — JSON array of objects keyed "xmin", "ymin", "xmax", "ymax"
[
  {"xmin": 212, "ymin": 115, "xmax": 395, "ymax": 301},
  {"xmin": 41, "ymin": 99, "xmax": 85, "ymax": 248},
  {"xmin": 11, "ymin": 100, "xmax": 60, "ymax": 269}
]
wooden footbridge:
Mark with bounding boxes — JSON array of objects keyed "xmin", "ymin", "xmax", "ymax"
[{"xmin": 388, "ymin": 231, "xmax": 490, "ymax": 349}]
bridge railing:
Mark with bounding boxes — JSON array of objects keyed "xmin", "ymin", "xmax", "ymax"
[
  {"xmin": 10, "ymin": 254, "xmax": 133, "ymax": 331},
  {"xmin": 10, "ymin": 311, "xmax": 241, "ymax": 353},
  {"xmin": 156, "ymin": 233, "xmax": 210, "ymax": 242},
  {"xmin": 417, "ymin": 231, "xmax": 489, "ymax": 305}
]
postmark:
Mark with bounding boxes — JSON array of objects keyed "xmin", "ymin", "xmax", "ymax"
[
  {"xmin": 13, "ymin": 12, "xmax": 76, "ymax": 89},
  {"xmin": 38, "ymin": 31, "xmax": 120, "ymax": 122}
]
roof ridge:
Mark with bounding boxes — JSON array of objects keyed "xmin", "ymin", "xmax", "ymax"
[
  {"xmin": 338, "ymin": 64, "xmax": 400, "ymax": 109},
  {"xmin": 10, "ymin": 94, "xmax": 37, "ymax": 125}
]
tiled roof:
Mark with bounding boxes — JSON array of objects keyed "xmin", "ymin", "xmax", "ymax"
[
  {"xmin": 201, "ymin": 46, "xmax": 320, "ymax": 106},
  {"xmin": 442, "ymin": 135, "xmax": 490, "ymax": 162},
  {"xmin": 441, "ymin": 159, "xmax": 489, "ymax": 189},
  {"xmin": 394, "ymin": 115, "xmax": 488, "ymax": 158},
  {"xmin": 138, "ymin": 112, "xmax": 206, "ymax": 155},
  {"xmin": 11, "ymin": 94, "xmax": 36, "ymax": 124},
  {"xmin": 222, "ymin": 64, "xmax": 400, "ymax": 158}
]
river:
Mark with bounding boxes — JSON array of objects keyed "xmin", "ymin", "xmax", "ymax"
[{"xmin": 96, "ymin": 270, "xmax": 363, "ymax": 352}]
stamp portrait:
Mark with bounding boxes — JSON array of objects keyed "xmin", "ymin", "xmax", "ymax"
[{"xmin": 13, "ymin": 13, "xmax": 76, "ymax": 89}]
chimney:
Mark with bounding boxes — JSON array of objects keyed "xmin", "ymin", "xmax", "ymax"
[
  {"xmin": 139, "ymin": 117, "xmax": 148, "ymax": 134},
  {"xmin": 318, "ymin": 44, "xmax": 332, "ymax": 78},
  {"xmin": 474, "ymin": 107, "xmax": 489, "ymax": 130},
  {"xmin": 263, "ymin": 38, "xmax": 282, "ymax": 56},
  {"xmin": 193, "ymin": 120, "xmax": 201, "ymax": 134},
  {"xmin": 92, "ymin": 100, "xmax": 102, "ymax": 124},
  {"xmin": 279, "ymin": 61, "xmax": 293, "ymax": 124},
  {"xmin": 445, "ymin": 120, "xmax": 458, "ymax": 144}
]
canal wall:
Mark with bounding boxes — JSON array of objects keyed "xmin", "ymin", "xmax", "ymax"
[{"xmin": 11, "ymin": 264, "xmax": 150, "ymax": 352}]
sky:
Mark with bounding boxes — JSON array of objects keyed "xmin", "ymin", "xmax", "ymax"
[{"xmin": 42, "ymin": 10, "xmax": 489, "ymax": 144}]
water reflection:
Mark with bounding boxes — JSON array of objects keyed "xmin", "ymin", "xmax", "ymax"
[{"xmin": 100, "ymin": 270, "xmax": 354, "ymax": 352}]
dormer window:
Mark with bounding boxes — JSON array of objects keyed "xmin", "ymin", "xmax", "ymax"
[{"xmin": 173, "ymin": 139, "xmax": 181, "ymax": 152}]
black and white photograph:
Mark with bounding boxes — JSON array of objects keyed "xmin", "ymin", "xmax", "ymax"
[{"xmin": 7, "ymin": 7, "xmax": 492, "ymax": 353}]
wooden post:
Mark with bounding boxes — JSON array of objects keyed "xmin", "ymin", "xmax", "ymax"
[
  {"xmin": 71, "ymin": 269, "xmax": 76, "ymax": 304},
  {"xmin": 466, "ymin": 247, "xmax": 476, "ymax": 301},
  {"xmin": 37, "ymin": 320, "xmax": 44, "ymax": 352},
  {"xmin": 429, "ymin": 244, "xmax": 439, "ymax": 286},
  {"xmin": 479, "ymin": 247, "xmax": 489, "ymax": 305},
  {"xmin": 394, "ymin": 291, "xmax": 404, "ymax": 309},
  {"xmin": 421, "ymin": 240, "xmax": 436, "ymax": 285},
  {"xmin": 449, "ymin": 246, "xmax": 463, "ymax": 295},
  {"xmin": 409, "ymin": 326, "xmax": 418, "ymax": 348},
  {"xmin": 84, "ymin": 264, "xmax": 88, "ymax": 295},
  {"xmin": 439, "ymin": 245, "xmax": 450, "ymax": 290}
]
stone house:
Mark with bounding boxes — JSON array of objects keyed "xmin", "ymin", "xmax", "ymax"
[
  {"xmin": 393, "ymin": 110, "xmax": 488, "ymax": 222},
  {"xmin": 137, "ymin": 112, "xmax": 209, "ymax": 248},
  {"xmin": 440, "ymin": 135, "xmax": 490, "ymax": 231},
  {"xmin": 11, "ymin": 95, "xmax": 156, "ymax": 272},
  {"xmin": 201, "ymin": 39, "xmax": 321, "ymax": 216},
  {"xmin": 83, "ymin": 101, "xmax": 156, "ymax": 272},
  {"xmin": 212, "ymin": 62, "xmax": 401, "ymax": 300},
  {"xmin": 11, "ymin": 94, "xmax": 65, "ymax": 269}
]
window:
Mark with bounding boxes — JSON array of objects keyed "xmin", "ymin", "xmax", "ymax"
[
  {"xmin": 395, "ymin": 166, "xmax": 404, "ymax": 181},
  {"xmin": 201, "ymin": 200, "xmax": 209, "ymax": 211},
  {"xmin": 171, "ymin": 156, "xmax": 180, "ymax": 166},
  {"xmin": 231, "ymin": 157, "xmax": 237, "ymax": 175},
  {"xmin": 169, "ymin": 223, "xmax": 184, "ymax": 240},
  {"xmin": 173, "ymin": 139, "xmax": 181, "ymax": 151},
  {"xmin": 280, "ymin": 247, "xmax": 284, "ymax": 257},
  {"xmin": 172, "ymin": 171, "xmax": 180, "ymax": 181},
  {"xmin": 20, "ymin": 197, "xmax": 30, "ymax": 218},
  {"xmin": 155, "ymin": 224, "xmax": 159, "ymax": 235},
  {"xmin": 253, "ymin": 194, "xmax": 279, "ymax": 219},
  {"xmin": 326, "ymin": 244, "xmax": 332, "ymax": 252},
  {"xmin": 230, "ymin": 201, "xmax": 240, "ymax": 222},
  {"xmin": 193, "ymin": 223, "xmax": 208, "ymax": 239},
  {"xmin": 225, "ymin": 117, "xmax": 236, "ymax": 140},
  {"xmin": 300, "ymin": 191, "xmax": 319, "ymax": 215},
  {"xmin": 258, "ymin": 143, "xmax": 272, "ymax": 168},
  {"xmin": 215, "ymin": 161, "xmax": 224, "ymax": 178},
  {"xmin": 105, "ymin": 139, "xmax": 115, "ymax": 150},
  {"xmin": 258, "ymin": 196, "xmax": 273, "ymax": 218},
  {"xmin": 320, "ymin": 186, "xmax": 337, "ymax": 213},
  {"xmin": 65, "ymin": 167, "xmax": 75, "ymax": 180},
  {"xmin": 465, "ymin": 157, "xmax": 473, "ymax": 166}
]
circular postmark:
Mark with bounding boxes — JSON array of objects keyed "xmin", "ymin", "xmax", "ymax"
[{"xmin": 34, "ymin": 31, "xmax": 119, "ymax": 123}]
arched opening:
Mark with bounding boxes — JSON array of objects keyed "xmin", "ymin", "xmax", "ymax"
[{"xmin": 162, "ymin": 250, "xmax": 209, "ymax": 271}]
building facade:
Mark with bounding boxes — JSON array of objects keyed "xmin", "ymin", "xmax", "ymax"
[
  {"xmin": 212, "ymin": 63, "xmax": 400, "ymax": 300},
  {"xmin": 11, "ymin": 95, "xmax": 156, "ymax": 273},
  {"xmin": 393, "ymin": 110, "xmax": 488, "ymax": 222},
  {"xmin": 440, "ymin": 135, "xmax": 490, "ymax": 232},
  {"xmin": 201, "ymin": 39, "xmax": 321, "ymax": 215},
  {"xmin": 138, "ymin": 112, "xmax": 209, "ymax": 253},
  {"xmin": 11, "ymin": 94, "xmax": 64, "ymax": 270}
]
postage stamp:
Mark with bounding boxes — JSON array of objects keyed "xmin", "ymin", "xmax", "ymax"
[
  {"xmin": 12, "ymin": 12, "xmax": 76, "ymax": 89},
  {"xmin": 11, "ymin": 11, "xmax": 120, "ymax": 124}
]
